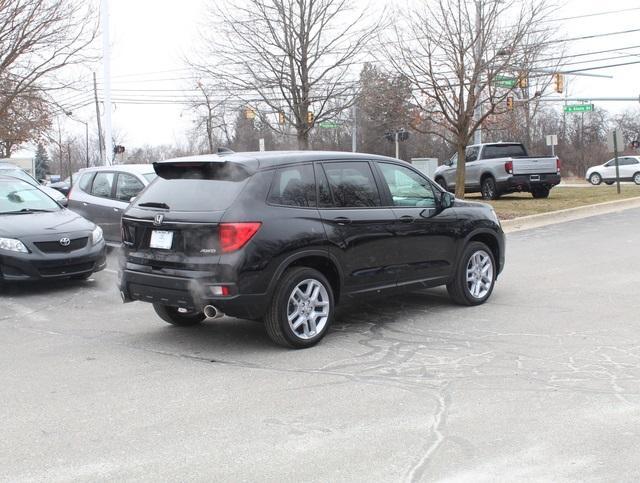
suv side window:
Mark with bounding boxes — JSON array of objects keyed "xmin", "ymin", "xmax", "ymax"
[
  {"xmin": 378, "ymin": 163, "xmax": 437, "ymax": 208},
  {"xmin": 465, "ymin": 147, "xmax": 480, "ymax": 163},
  {"xmin": 115, "ymin": 173, "xmax": 145, "ymax": 202},
  {"xmin": 268, "ymin": 164, "xmax": 316, "ymax": 207},
  {"xmin": 78, "ymin": 172, "xmax": 95, "ymax": 192},
  {"xmin": 91, "ymin": 172, "xmax": 115, "ymax": 198},
  {"xmin": 322, "ymin": 161, "xmax": 381, "ymax": 207}
]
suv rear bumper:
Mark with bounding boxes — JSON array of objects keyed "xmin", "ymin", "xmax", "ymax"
[
  {"xmin": 118, "ymin": 268, "xmax": 269, "ymax": 320},
  {"xmin": 498, "ymin": 173, "xmax": 561, "ymax": 193}
]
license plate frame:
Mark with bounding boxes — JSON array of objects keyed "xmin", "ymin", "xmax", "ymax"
[{"xmin": 149, "ymin": 230, "xmax": 174, "ymax": 250}]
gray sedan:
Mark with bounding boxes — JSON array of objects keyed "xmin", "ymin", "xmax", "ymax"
[{"xmin": 68, "ymin": 165, "xmax": 156, "ymax": 243}]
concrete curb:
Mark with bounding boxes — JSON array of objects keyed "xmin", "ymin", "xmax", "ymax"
[{"xmin": 501, "ymin": 195, "xmax": 640, "ymax": 233}]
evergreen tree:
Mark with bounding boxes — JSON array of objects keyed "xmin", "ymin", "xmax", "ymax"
[{"xmin": 34, "ymin": 142, "xmax": 50, "ymax": 180}]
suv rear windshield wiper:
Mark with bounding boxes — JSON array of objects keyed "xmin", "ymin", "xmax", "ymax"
[{"xmin": 137, "ymin": 201, "xmax": 170, "ymax": 209}]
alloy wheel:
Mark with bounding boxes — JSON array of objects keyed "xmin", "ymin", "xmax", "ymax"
[
  {"xmin": 287, "ymin": 279, "xmax": 330, "ymax": 340},
  {"xmin": 634, "ymin": 173, "xmax": 640, "ymax": 185},
  {"xmin": 589, "ymin": 173, "xmax": 601, "ymax": 185},
  {"xmin": 466, "ymin": 250, "xmax": 494, "ymax": 299}
]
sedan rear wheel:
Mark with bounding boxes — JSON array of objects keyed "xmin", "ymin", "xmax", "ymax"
[
  {"xmin": 265, "ymin": 267, "xmax": 334, "ymax": 348},
  {"xmin": 589, "ymin": 172, "xmax": 602, "ymax": 185},
  {"xmin": 447, "ymin": 241, "xmax": 496, "ymax": 306}
]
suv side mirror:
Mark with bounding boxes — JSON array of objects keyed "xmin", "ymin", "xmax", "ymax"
[{"xmin": 440, "ymin": 191, "xmax": 454, "ymax": 209}]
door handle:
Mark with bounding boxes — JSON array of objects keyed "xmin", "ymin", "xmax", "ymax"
[
  {"xmin": 82, "ymin": 202, "xmax": 88, "ymax": 206},
  {"xmin": 399, "ymin": 215, "xmax": 415, "ymax": 223},
  {"xmin": 113, "ymin": 207, "xmax": 120, "ymax": 212},
  {"xmin": 333, "ymin": 216, "xmax": 351, "ymax": 226}
]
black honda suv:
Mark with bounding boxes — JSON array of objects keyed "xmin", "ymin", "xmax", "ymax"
[{"xmin": 119, "ymin": 151, "xmax": 505, "ymax": 348}]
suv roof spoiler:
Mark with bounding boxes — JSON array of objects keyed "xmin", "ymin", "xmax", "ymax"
[{"xmin": 153, "ymin": 154, "xmax": 258, "ymax": 179}]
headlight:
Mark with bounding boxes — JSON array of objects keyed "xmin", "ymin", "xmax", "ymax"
[
  {"xmin": 489, "ymin": 208, "xmax": 501, "ymax": 227},
  {"xmin": 91, "ymin": 226, "xmax": 103, "ymax": 245},
  {"xmin": 0, "ymin": 237, "xmax": 28, "ymax": 253}
]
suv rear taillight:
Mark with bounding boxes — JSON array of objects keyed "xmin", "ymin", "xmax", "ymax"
[
  {"xmin": 505, "ymin": 161, "xmax": 513, "ymax": 174},
  {"xmin": 557, "ymin": 158, "xmax": 562, "ymax": 174},
  {"xmin": 219, "ymin": 222, "xmax": 261, "ymax": 253}
]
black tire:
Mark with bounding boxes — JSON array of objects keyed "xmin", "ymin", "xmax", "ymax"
[
  {"xmin": 447, "ymin": 241, "xmax": 497, "ymax": 306},
  {"xmin": 481, "ymin": 176, "xmax": 499, "ymax": 200},
  {"xmin": 589, "ymin": 173, "xmax": 602, "ymax": 185},
  {"xmin": 153, "ymin": 304, "xmax": 205, "ymax": 327},
  {"xmin": 435, "ymin": 177, "xmax": 448, "ymax": 192},
  {"xmin": 604, "ymin": 181, "xmax": 615, "ymax": 186},
  {"xmin": 634, "ymin": 172, "xmax": 640, "ymax": 185},
  {"xmin": 264, "ymin": 267, "xmax": 334, "ymax": 349},
  {"xmin": 531, "ymin": 187, "xmax": 550, "ymax": 199}
]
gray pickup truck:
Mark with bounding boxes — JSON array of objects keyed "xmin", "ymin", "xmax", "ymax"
[{"xmin": 433, "ymin": 142, "xmax": 561, "ymax": 199}]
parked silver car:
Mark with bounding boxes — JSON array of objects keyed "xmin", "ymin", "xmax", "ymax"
[
  {"xmin": 67, "ymin": 165, "xmax": 156, "ymax": 243},
  {"xmin": 586, "ymin": 156, "xmax": 640, "ymax": 185}
]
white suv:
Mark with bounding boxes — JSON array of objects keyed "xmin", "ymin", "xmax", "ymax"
[{"xmin": 586, "ymin": 157, "xmax": 640, "ymax": 185}]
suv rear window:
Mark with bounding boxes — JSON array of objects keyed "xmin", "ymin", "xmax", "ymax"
[
  {"xmin": 134, "ymin": 163, "xmax": 251, "ymax": 212},
  {"xmin": 268, "ymin": 164, "xmax": 316, "ymax": 207},
  {"xmin": 482, "ymin": 144, "xmax": 527, "ymax": 159}
]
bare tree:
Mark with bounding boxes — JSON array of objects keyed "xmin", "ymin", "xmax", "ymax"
[
  {"xmin": 0, "ymin": 0, "xmax": 97, "ymax": 155},
  {"xmin": 189, "ymin": 81, "xmax": 233, "ymax": 153},
  {"xmin": 386, "ymin": 0, "xmax": 555, "ymax": 198},
  {"xmin": 189, "ymin": 0, "xmax": 381, "ymax": 150}
]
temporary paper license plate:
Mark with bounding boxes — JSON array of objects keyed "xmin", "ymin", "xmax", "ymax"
[{"xmin": 150, "ymin": 230, "xmax": 174, "ymax": 249}]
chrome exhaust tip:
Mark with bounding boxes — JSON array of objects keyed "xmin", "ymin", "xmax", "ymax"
[{"xmin": 203, "ymin": 305, "xmax": 223, "ymax": 319}]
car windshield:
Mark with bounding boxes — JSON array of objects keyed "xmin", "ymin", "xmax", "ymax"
[
  {"xmin": 0, "ymin": 168, "xmax": 38, "ymax": 186},
  {"xmin": 0, "ymin": 179, "xmax": 60, "ymax": 214}
]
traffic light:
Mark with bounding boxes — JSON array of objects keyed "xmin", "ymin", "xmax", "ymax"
[
  {"xmin": 307, "ymin": 111, "xmax": 314, "ymax": 125},
  {"xmin": 506, "ymin": 96, "xmax": 514, "ymax": 110},
  {"xmin": 113, "ymin": 145, "xmax": 125, "ymax": 154},
  {"xmin": 278, "ymin": 111, "xmax": 285, "ymax": 126},
  {"xmin": 398, "ymin": 129, "xmax": 409, "ymax": 141},
  {"xmin": 554, "ymin": 73, "xmax": 564, "ymax": 94},
  {"xmin": 517, "ymin": 76, "xmax": 528, "ymax": 89}
]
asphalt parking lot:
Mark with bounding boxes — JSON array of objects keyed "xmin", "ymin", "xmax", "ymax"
[{"xmin": 2, "ymin": 209, "xmax": 640, "ymax": 482}]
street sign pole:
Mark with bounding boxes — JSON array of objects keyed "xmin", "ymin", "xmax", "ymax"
[
  {"xmin": 613, "ymin": 129, "xmax": 621, "ymax": 194},
  {"xmin": 395, "ymin": 131, "xmax": 399, "ymax": 159}
]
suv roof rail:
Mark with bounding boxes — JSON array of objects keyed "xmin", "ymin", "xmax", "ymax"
[{"xmin": 217, "ymin": 147, "xmax": 235, "ymax": 154}]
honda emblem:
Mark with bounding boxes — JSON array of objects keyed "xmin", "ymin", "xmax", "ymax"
[{"xmin": 154, "ymin": 214, "xmax": 164, "ymax": 226}]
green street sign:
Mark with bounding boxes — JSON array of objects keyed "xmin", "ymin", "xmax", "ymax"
[
  {"xmin": 494, "ymin": 76, "xmax": 516, "ymax": 88},
  {"xmin": 319, "ymin": 121, "xmax": 339, "ymax": 128},
  {"xmin": 564, "ymin": 104, "xmax": 594, "ymax": 113}
]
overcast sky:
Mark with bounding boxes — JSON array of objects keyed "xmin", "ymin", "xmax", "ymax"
[{"xmin": 52, "ymin": 0, "xmax": 640, "ymax": 153}]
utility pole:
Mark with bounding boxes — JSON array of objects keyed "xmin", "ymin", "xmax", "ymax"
[
  {"xmin": 57, "ymin": 120, "xmax": 63, "ymax": 177},
  {"xmin": 473, "ymin": 0, "xmax": 482, "ymax": 145},
  {"xmin": 351, "ymin": 103, "xmax": 357, "ymax": 153},
  {"xmin": 101, "ymin": 0, "xmax": 113, "ymax": 166},
  {"xmin": 93, "ymin": 72, "xmax": 104, "ymax": 163}
]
